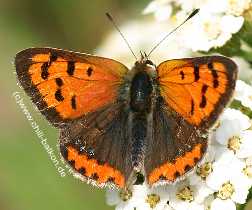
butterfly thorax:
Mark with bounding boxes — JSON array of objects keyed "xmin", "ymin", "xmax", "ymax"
[
  {"xmin": 130, "ymin": 71, "xmax": 153, "ymax": 113},
  {"xmin": 129, "ymin": 60, "xmax": 156, "ymax": 113}
]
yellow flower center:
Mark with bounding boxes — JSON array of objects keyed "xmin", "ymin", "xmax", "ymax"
[
  {"xmin": 146, "ymin": 194, "xmax": 161, "ymax": 209},
  {"xmin": 196, "ymin": 162, "xmax": 213, "ymax": 179},
  {"xmin": 217, "ymin": 182, "xmax": 235, "ymax": 200},
  {"xmin": 228, "ymin": 136, "xmax": 241, "ymax": 153},
  {"xmin": 176, "ymin": 186, "xmax": 194, "ymax": 202},
  {"xmin": 119, "ymin": 188, "xmax": 132, "ymax": 202}
]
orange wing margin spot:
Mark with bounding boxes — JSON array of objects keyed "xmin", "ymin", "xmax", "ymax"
[
  {"xmin": 67, "ymin": 146, "xmax": 125, "ymax": 188},
  {"xmin": 148, "ymin": 144, "xmax": 202, "ymax": 185}
]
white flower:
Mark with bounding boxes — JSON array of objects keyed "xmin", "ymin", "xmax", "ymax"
[
  {"xmin": 179, "ymin": 12, "xmax": 244, "ymax": 51},
  {"xmin": 212, "ymin": 108, "xmax": 252, "ymax": 159},
  {"xmin": 225, "ymin": 0, "xmax": 251, "ymax": 16},
  {"xmin": 192, "ymin": 180, "xmax": 214, "ymax": 204},
  {"xmin": 145, "ymin": 0, "xmax": 251, "ymax": 18},
  {"xmin": 211, "ymin": 198, "xmax": 236, "ymax": 210},
  {"xmin": 168, "ymin": 181, "xmax": 206, "ymax": 210},
  {"xmin": 106, "ymin": 183, "xmax": 172, "ymax": 210},
  {"xmin": 206, "ymin": 150, "xmax": 251, "ymax": 203},
  {"xmin": 235, "ymin": 80, "xmax": 252, "ymax": 111},
  {"xmin": 144, "ymin": 0, "xmax": 247, "ymax": 52},
  {"xmin": 236, "ymin": 130, "xmax": 252, "ymax": 158},
  {"xmin": 143, "ymin": 0, "xmax": 174, "ymax": 21}
]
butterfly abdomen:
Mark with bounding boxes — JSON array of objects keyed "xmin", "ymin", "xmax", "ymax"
[
  {"xmin": 130, "ymin": 71, "xmax": 153, "ymax": 113},
  {"xmin": 131, "ymin": 113, "xmax": 147, "ymax": 169},
  {"xmin": 129, "ymin": 70, "xmax": 153, "ymax": 169}
]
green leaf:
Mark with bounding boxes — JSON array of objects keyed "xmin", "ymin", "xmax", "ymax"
[
  {"xmin": 239, "ymin": 50, "xmax": 252, "ymax": 64},
  {"xmin": 230, "ymin": 100, "xmax": 252, "ymax": 118},
  {"xmin": 240, "ymin": 9, "xmax": 252, "ymax": 47},
  {"xmin": 239, "ymin": 20, "xmax": 252, "ymax": 47}
]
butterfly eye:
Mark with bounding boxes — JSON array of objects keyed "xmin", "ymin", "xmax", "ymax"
[{"xmin": 146, "ymin": 60, "xmax": 154, "ymax": 66}]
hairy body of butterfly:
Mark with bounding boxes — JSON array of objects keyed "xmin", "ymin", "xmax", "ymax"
[{"xmin": 15, "ymin": 48, "xmax": 237, "ymax": 189}]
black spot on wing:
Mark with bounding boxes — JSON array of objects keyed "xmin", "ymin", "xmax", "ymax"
[
  {"xmin": 41, "ymin": 53, "xmax": 58, "ymax": 80},
  {"xmin": 87, "ymin": 67, "xmax": 93, "ymax": 77},
  {"xmin": 71, "ymin": 95, "xmax": 77, "ymax": 110},
  {"xmin": 55, "ymin": 89, "xmax": 64, "ymax": 101},
  {"xmin": 180, "ymin": 71, "xmax": 185, "ymax": 80},
  {"xmin": 190, "ymin": 100, "xmax": 195, "ymax": 115},
  {"xmin": 194, "ymin": 65, "xmax": 200, "ymax": 81},
  {"xmin": 67, "ymin": 61, "xmax": 75, "ymax": 76},
  {"xmin": 200, "ymin": 95, "xmax": 207, "ymax": 108},
  {"xmin": 41, "ymin": 63, "xmax": 49, "ymax": 80},
  {"xmin": 208, "ymin": 62, "xmax": 219, "ymax": 88},
  {"xmin": 200, "ymin": 85, "xmax": 208, "ymax": 108},
  {"xmin": 55, "ymin": 78, "xmax": 63, "ymax": 87},
  {"xmin": 211, "ymin": 69, "xmax": 219, "ymax": 88},
  {"xmin": 201, "ymin": 84, "xmax": 208, "ymax": 94}
]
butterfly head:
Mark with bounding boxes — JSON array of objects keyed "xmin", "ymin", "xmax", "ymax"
[{"xmin": 134, "ymin": 52, "xmax": 156, "ymax": 75}]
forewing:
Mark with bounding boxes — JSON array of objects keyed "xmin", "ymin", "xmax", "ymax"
[
  {"xmin": 157, "ymin": 56, "xmax": 237, "ymax": 130},
  {"xmin": 59, "ymin": 102, "xmax": 133, "ymax": 188},
  {"xmin": 15, "ymin": 48, "xmax": 128, "ymax": 127}
]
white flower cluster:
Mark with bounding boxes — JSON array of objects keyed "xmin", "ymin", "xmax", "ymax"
[
  {"xmin": 143, "ymin": 0, "xmax": 251, "ymax": 51},
  {"xmin": 106, "ymin": 80, "xmax": 252, "ymax": 210},
  {"xmin": 235, "ymin": 80, "xmax": 252, "ymax": 110}
]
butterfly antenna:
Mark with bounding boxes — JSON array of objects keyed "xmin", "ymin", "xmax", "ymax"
[
  {"xmin": 147, "ymin": 8, "xmax": 200, "ymax": 57},
  {"xmin": 106, "ymin": 12, "xmax": 138, "ymax": 60}
]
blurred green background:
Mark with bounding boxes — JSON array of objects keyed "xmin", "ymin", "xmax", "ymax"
[{"xmin": 0, "ymin": 1, "xmax": 148, "ymax": 210}]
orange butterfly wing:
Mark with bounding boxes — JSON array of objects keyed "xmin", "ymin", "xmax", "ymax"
[
  {"xmin": 157, "ymin": 56, "xmax": 237, "ymax": 130},
  {"xmin": 145, "ymin": 56, "xmax": 237, "ymax": 185},
  {"xmin": 16, "ymin": 48, "xmax": 132, "ymax": 188},
  {"xmin": 15, "ymin": 48, "xmax": 128, "ymax": 127}
]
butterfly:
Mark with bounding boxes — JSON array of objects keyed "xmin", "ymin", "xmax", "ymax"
[{"xmin": 15, "ymin": 47, "xmax": 237, "ymax": 188}]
